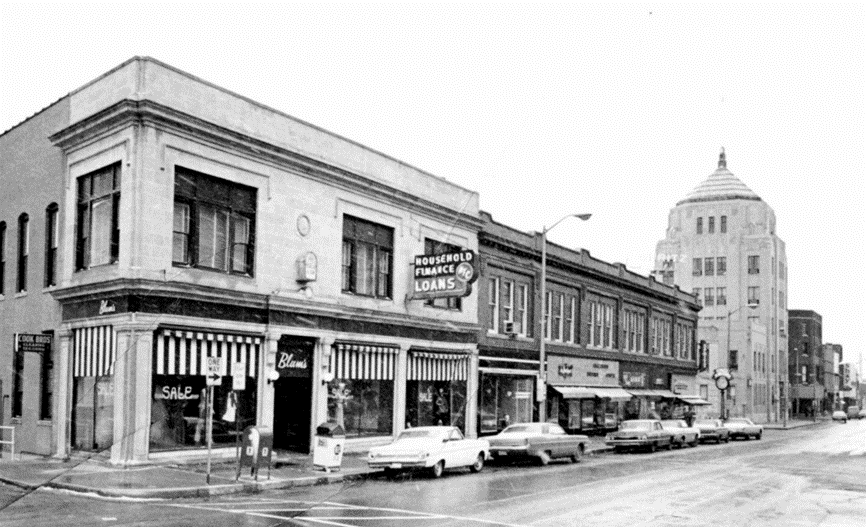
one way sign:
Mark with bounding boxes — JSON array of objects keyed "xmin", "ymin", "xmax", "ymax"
[{"xmin": 206, "ymin": 357, "xmax": 223, "ymax": 386}]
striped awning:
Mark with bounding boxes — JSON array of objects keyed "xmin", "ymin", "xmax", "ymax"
[
  {"xmin": 154, "ymin": 329, "xmax": 261, "ymax": 377},
  {"xmin": 627, "ymin": 389, "xmax": 678, "ymax": 398},
  {"xmin": 408, "ymin": 350, "xmax": 470, "ymax": 381},
  {"xmin": 552, "ymin": 385, "xmax": 633, "ymax": 401},
  {"xmin": 330, "ymin": 342, "xmax": 399, "ymax": 380},
  {"xmin": 676, "ymin": 395, "xmax": 712, "ymax": 406},
  {"xmin": 73, "ymin": 326, "xmax": 116, "ymax": 377}
]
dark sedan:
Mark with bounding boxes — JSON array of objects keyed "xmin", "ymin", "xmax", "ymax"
[
  {"xmin": 488, "ymin": 423, "xmax": 588, "ymax": 465},
  {"xmin": 605, "ymin": 419, "xmax": 673, "ymax": 453}
]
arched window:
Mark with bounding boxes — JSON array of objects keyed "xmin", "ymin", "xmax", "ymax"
[
  {"xmin": 17, "ymin": 213, "xmax": 29, "ymax": 293},
  {"xmin": 45, "ymin": 203, "xmax": 59, "ymax": 287}
]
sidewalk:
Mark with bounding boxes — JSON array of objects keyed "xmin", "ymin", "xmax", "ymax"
[
  {"xmin": 0, "ymin": 438, "xmax": 611, "ymax": 500},
  {"xmin": 764, "ymin": 418, "xmax": 826, "ymax": 430}
]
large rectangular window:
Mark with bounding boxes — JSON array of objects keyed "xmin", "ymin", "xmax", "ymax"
[
  {"xmin": 704, "ymin": 257, "xmax": 714, "ymax": 276},
  {"xmin": 488, "ymin": 277, "xmax": 500, "ymax": 332},
  {"xmin": 45, "ymin": 204, "xmax": 58, "ymax": 287},
  {"xmin": 708, "ymin": 216, "xmax": 715, "ymax": 234},
  {"xmin": 173, "ymin": 167, "xmax": 256, "ymax": 276},
  {"xmin": 748, "ymin": 286, "xmax": 760, "ymax": 305},
  {"xmin": 544, "ymin": 291, "xmax": 553, "ymax": 340},
  {"xmin": 720, "ymin": 215, "xmax": 727, "ymax": 233},
  {"xmin": 517, "ymin": 284, "xmax": 528, "ymax": 337},
  {"xmin": 424, "ymin": 239, "xmax": 463, "ymax": 310},
  {"xmin": 587, "ymin": 300, "xmax": 614, "ymax": 350},
  {"xmin": 717, "ymin": 257, "xmax": 726, "ymax": 275},
  {"xmin": 0, "ymin": 221, "xmax": 6, "ymax": 295},
  {"xmin": 717, "ymin": 287, "xmax": 727, "ymax": 305},
  {"xmin": 341, "ymin": 215, "xmax": 393, "ymax": 298},
  {"xmin": 696, "ymin": 217, "xmax": 703, "ymax": 234},
  {"xmin": 17, "ymin": 213, "xmax": 29, "ymax": 292},
  {"xmin": 692, "ymin": 258, "xmax": 702, "ymax": 276},
  {"xmin": 693, "ymin": 288, "xmax": 702, "ymax": 306},
  {"xmin": 502, "ymin": 280, "xmax": 514, "ymax": 327},
  {"xmin": 565, "ymin": 297, "xmax": 575, "ymax": 343},
  {"xmin": 748, "ymin": 255, "xmax": 760, "ymax": 274},
  {"xmin": 704, "ymin": 287, "xmax": 715, "ymax": 306},
  {"xmin": 76, "ymin": 164, "xmax": 120, "ymax": 270}
]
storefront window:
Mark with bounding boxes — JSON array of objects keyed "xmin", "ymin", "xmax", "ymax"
[
  {"xmin": 328, "ymin": 379, "xmax": 393, "ymax": 438},
  {"xmin": 73, "ymin": 376, "xmax": 114, "ymax": 451},
  {"xmin": 150, "ymin": 375, "xmax": 256, "ymax": 451},
  {"xmin": 479, "ymin": 375, "xmax": 533, "ymax": 434},
  {"xmin": 407, "ymin": 381, "xmax": 467, "ymax": 430}
]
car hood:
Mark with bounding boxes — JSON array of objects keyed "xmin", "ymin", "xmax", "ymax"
[
  {"xmin": 369, "ymin": 438, "xmax": 438, "ymax": 456},
  {"xmin": 610, "ymin": 429, "xmax": 652, "ymax": 438}
]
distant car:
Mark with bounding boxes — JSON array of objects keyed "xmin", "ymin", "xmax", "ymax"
[
  {"xmin": 694, "ymin": 419, "xmax": 731, "ymax": 444},
  {"xmin": 832, "ymin": 410, "xmax": 848, "ymax": 423},
  {"xmin": 846, "ymin": 406, "xmax": 860, "ymax": 420},
  {"xmin": 605, "ymin": 419, "xmax": 673, "ymax": 453},
  {"xmin": 724, "ymin": 418, "xmax": 763, "ymax": 440},
  {"xmin": 660, "ymin": 419, "xmax": 701, "ymax": 448},
  {"xmin": 367, "ymin": 426, "xmax": 489, "ymax": 478},
  {"xmin": 487, "ymin": 422, "xmax": 588, "ymax": 465}
]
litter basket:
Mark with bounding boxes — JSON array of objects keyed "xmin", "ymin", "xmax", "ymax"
[{"xmin": 313, "ymin": 422, "xmax": 346, "ymax": 472}]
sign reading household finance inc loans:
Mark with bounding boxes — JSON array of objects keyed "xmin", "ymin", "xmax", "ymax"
[{"xmin": 411, "ymin": 250, "xmax": 477, "ymax": 300}]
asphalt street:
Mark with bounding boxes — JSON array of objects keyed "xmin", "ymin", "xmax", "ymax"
[{"xmin": 1, "ymin": 421, "xmax": 864, "ymax": 526}]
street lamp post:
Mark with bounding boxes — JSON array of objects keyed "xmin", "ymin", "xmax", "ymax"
[
  {"xmin": 724, "ymin": 303, "xmax": 758, "ymax": 420},
  {"xmin": 538, "ymin": 213, "xmax": 591, "ymax": 423}
]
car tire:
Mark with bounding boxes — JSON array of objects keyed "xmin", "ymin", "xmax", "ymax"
[
  {"xmin": 666, "ymin": 439, "xmax": 673, "ymax": 451},
  {"xmin": 689, "ymin": 438, "xmax": 698, "ymax": 448},
  {"xmin": 383, "ymin": 468, "xmax": 398, "ymax": 477},
  {"xmin": 648, "ymin": 442, "xmax": 657, "ymax": 453},
  {"xmin": 538, "ymin": 451, "xmax": 552, "ymax": 466},
  {"xmin": 755, "ymin": 432, "xmax": 762, "ymax": 440},
  {"xmin": 724, "ymin": 436, "xmax": 730, "ymax": 443},
  {"xmin": 430, "ymin": 460, "xmax": 445, "ymax": 478},
  {"xmin": 470, "ymin": 453, "xmax": 484, "ymax": 473}
]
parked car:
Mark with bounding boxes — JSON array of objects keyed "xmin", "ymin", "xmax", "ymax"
[
  {"xmin": 832, "ymin": 410, "xmax": 848, "ymax": 423},
  {"xmin": 605, "ymin": 419, "xmax": 673, "ymax": 453},
  {"xmin": 846, "ymin": 406, "xmax": 860, "ymax": 420},
  {"xmin": 859, "ymin": 409, "xmax": 866, "ymax": 420},
  {"xmin": 488, "ymin": 422, "xmax": 588, "ymax": 465},
  {"xmin": 367, "ymin": 426, "xmax": 489, "ymax": 478},
  {"xmin": 694, "ymin": 419, "xmax": 730, "ymax": 444},
  {"xmin": 723, "ymin": 418, "xmax": 763, "ymax": 440},
  {"xmin": 660, "ymin": 419, "xmax": 701, "ymax": 448}
]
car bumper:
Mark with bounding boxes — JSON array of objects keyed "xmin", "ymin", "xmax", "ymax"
[
  {"xmin": 489, "ymin": 445, "xmax": 531, "ymax": 456},
  {"xmin": 368, "ymin": 460, "xmax": 429, "ymax": 470},
  {"xmin": 606, "ymin": 439, "xmax": 651, "ymax": 447}
]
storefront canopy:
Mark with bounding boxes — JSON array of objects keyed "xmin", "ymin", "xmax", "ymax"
[
  {"xmin": 675, "ymin": 395, "xmax": 712, "ymax": 406},
  {"xmin": 627, "ymin": 389, "xmax": 678, "ymax": 398},
  {"xmin": 552, "ymin": 385, "xmax": 633, "ymax": 401}
]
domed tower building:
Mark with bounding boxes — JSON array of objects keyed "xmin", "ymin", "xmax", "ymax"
[{"xmin": 654, "ymin": 149, "xmax": 788, "ymax": 423}]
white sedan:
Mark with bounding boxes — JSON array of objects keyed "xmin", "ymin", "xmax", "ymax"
[
  {"xmin": 367, "ymin": 426, "xmax": 490, "ymax": 478},
  {"xmin": 660, "ymin": 419, "xmax": 701, "ymax": 448}
]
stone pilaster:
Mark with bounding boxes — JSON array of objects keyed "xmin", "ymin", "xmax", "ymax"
[{"xmin": 53, "ymin": 329, "xmax": 73, "ymax": 460}]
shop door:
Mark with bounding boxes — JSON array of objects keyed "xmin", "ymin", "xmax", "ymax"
[
  {"xmin": 272, "ymin": 336, "xmax": 314, "ymax": 452},
  {"xmin": 72, "ymin": 376, "xmax": 115, "ymax": 451}
]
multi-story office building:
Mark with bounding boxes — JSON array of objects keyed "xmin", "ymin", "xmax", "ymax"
[
  {"xmin": 825, "ymin": 343, "xmax": 843, "ymax": 410},
  {"xmin": 0, "ymin": 57, "xmax": 482, "ymax": 463},
  {"xmin": 788, "ymin": 310, "xmax": 823, "ymax": 417},
  {"xmin": 654, "ymin": 149, "xmax": 788, "ymax": 423},
  {"xmin": 479, "ymin": 212, "xmax": 701, "ymax": 436}
]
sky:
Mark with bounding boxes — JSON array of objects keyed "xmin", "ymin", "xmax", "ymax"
[{"xmin": 1, "ymin": 3, "xmax": 863, "ymax": 372}]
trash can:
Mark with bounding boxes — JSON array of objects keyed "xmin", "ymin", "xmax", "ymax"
[{"xmin": 313, "ymin": 422, "xmax": 346, "ymax": 472}]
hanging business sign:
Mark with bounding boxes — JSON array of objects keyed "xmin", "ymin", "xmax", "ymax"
[
  {"xmin": 410, "ymin": 250, "xmax": 477, "ymax": 300},
  {"xmin": 16, "ymin": 333, "xmax": 52, "ymax": 353},
  {"xmin": 276, "ymin": 337, "xmax": 313, "ymax": 378}
]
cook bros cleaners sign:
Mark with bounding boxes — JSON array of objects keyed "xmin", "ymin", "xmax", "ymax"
[{"xmin": 411, "ymin": 250, "xmax": 478, "ymax": 300}]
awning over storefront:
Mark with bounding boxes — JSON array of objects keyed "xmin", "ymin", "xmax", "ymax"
[
  {"xmin": 154, "ymin": 328, "xmax": 261, "ymax": 377},
  {"xmin": 409, "ymin": 350, "xmax": 470, "ymax": 381},
  {"xmin": 73, "ymin": 326, "xmax": 116, "ymax": 377},
  {"xmin": 552, "ymin": 385, "xmax": 633, "ymax": 401},
  {"xmin": 627, "ymin": 389, "xmax": 678, "ymax": 398},
  {"xmin": 675, "ymin": 395, "xmax": 712, "ymax": 406},
  {"xmin": 330, "ymin": 342, "xmax": 399, "ymax": 380}
]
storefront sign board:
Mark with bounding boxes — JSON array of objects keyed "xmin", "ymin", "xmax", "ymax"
[
  {"xmin": 276, "ymin": 337, "xmax": 313, "ymax": 378},
  {"xmin": 410, "ymin": 250, "xmax": 477, "ymax": 300},
  {"xmin": 621, "ymin": 371, "xmax": 648, "ymax": 388},
  {"xmin": 547, "ymin": 356, "xmax": 619, "ymax": 386},
  {"xmin": 16, "ymin": 333, "xmax": 52, "ymax": 353}
]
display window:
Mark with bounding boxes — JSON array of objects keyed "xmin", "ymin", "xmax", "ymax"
[
  {"xmin": 407, "ymin": 380, "xmax": 467, "ymax": 430},
  {"xmin": 149, "ymin": 375, "xmax": 256, "ymax": 451},
  {"xmin": 327, "ymin": 379, "xmax": 393, "ymax": 437},
  {"xmin": 479, "ymin": 374, "xmax": 533, "ymax": 434},
  {"xmin": 72, "ymin": 376, "xmax": 114, "ymax": 451}
]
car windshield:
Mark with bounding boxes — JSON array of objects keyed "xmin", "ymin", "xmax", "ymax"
[
  {"xmin": 696, "ymin": 420, "xmax": 717, "ymax": 426},
  {"xmin": 621, "ymin": 421, "xmax": 652, "ymax": 430},
  {"xmin": 661, "ymin": 420, "xmax": 684, "ymax": 428},
  {"xmin": 728, "ymin": 418, "xmax": 750, "ymax": 424},
  {"xmin": 397, "ymin": 430, "xmax": 435, "ymax": 440},
  {"xmin": 501, "ymin": 425, "xmax": 539, "ymax": 434}
]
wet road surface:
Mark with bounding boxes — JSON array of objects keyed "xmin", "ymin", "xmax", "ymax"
[{"xmin": 1, "ymin": 420, "xmax": 864, "ymax": 526}]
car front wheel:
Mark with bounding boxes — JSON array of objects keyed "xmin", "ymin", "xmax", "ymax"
[
  {"xmin": 538, "ymin": 451, "xmax": 552, "ymax": 466},
  {"xmin": 755, "ymin": 432, "xmax": 762, "ymax": 440},
  {"xmin": 430, "ymin": 460, "xmax": 445, "ymax": 478},
  {"xmin": 571, "ymin": 446, "xmax": 583, "ymax": 463},
  {"xmin": 647, "ymin": 442, "xmax": 657, "ymax": 453},
  {"xmin": 470, "ymin": 453, "xmax": 484, "ymax": 473}
]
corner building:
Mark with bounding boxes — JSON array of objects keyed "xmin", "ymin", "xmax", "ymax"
[
  {"xmin": 654, "ymin": 150, "xmax": 788, "ymax": 423},
  {"xmin": 0, "ymin": 57, "xmax": 481, "ymax": 464}
]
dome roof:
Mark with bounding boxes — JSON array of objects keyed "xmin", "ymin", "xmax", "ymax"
[{"xmin": 677, "ymin": 148, "xmax": 761, "ymax": 205}]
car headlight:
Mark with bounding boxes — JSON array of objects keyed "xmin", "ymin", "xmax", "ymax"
[
  {"xmin": 418, "ymin": 452, "xmax": 427, "ymax": 460},
  {"xmin": 605, "ymin": 434, "xmax": 613, "ymax": 441},
  {"xmin": 640, "ymin": 435, "xmax": 647, "ymax": 441}
]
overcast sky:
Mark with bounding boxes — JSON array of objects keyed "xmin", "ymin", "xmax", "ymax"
[{"xmin": 1, "ymin": 3, "xmax": 863, "ymax": 371}]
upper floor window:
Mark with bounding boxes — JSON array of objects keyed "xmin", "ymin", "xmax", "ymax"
[
  {"xmin": 720, "ymin": 215, "xmax": 727, "ymax": 233},
  {"xmin": 488, "ymin": 277, "xmax": 500, "ymax": 332},
  {"xmin": 747, "ymin": 255, "xmax": 760, "ymax": 274},
  {"xmin": 704, "ymin": 287, "xmax": 715, "ymax": 306},
  {"xmin": 544, "ymin": 291, "xmax": 553, "ymax": 340},
  {"xmin": 696, "ymin": 217, "xmax": 703, "ymax": 234},
  {"xmin": 17, "ymin": 213, "xmax": 29, "ymax": 292},
  {"xmin": 341, "ymin": 215, "xmax": 393, "ymax": 298},
  {"xmin": 692, "ymin": 258, "xmax": 702, "ymax": 276},
  {"xmin": 423, "ymin": 238, "xmax": 462, "ymax": 310},
  {"xmin": 693, "ymin": 288, "xmax": 702, "ymax": 306},
  {"xmin": 517, "ymin": 284, "xmax": 529, "ymax": 337},
  {"xmin": 717, "ymin": 287, "xmax": 727, "ymax": 305},
  {"xmin": 708, "ymin": 216, "xmax": 715, "ymax": 234},
  {"xmin": 704, "ymin": 257, "xmax": 714, "ymax": 276},
  {"xmin": 45, "ymin": 203, "xmax": 59, "ymax": 287},
  {"xmin": 716, "ymin": 257, "xmax": 726, "ymax": 276},
  {"xmin": 173, "ymin": 167, "xmax": 256, "ymax": 276},
  {"xmin": 76, "ymin": 163, "xmax": 120, "ymax": 270},
  {"xmin": 0, "ymin": 221, "xmax": 6, "ymax": 295},
  {"xmin": 586, "ymin": 300, "xmax": 614, "ymax": 349},
  {"xmin": 565, "ymin": 297, "xmax": 575, "ymax": 343},
  {"xmin": 621, "ymin": 308, "xmax": 646, "ymax": 353},
  {"xmin": 747, "ymin": 286, "xmax": 760, "ymax": 305}
]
